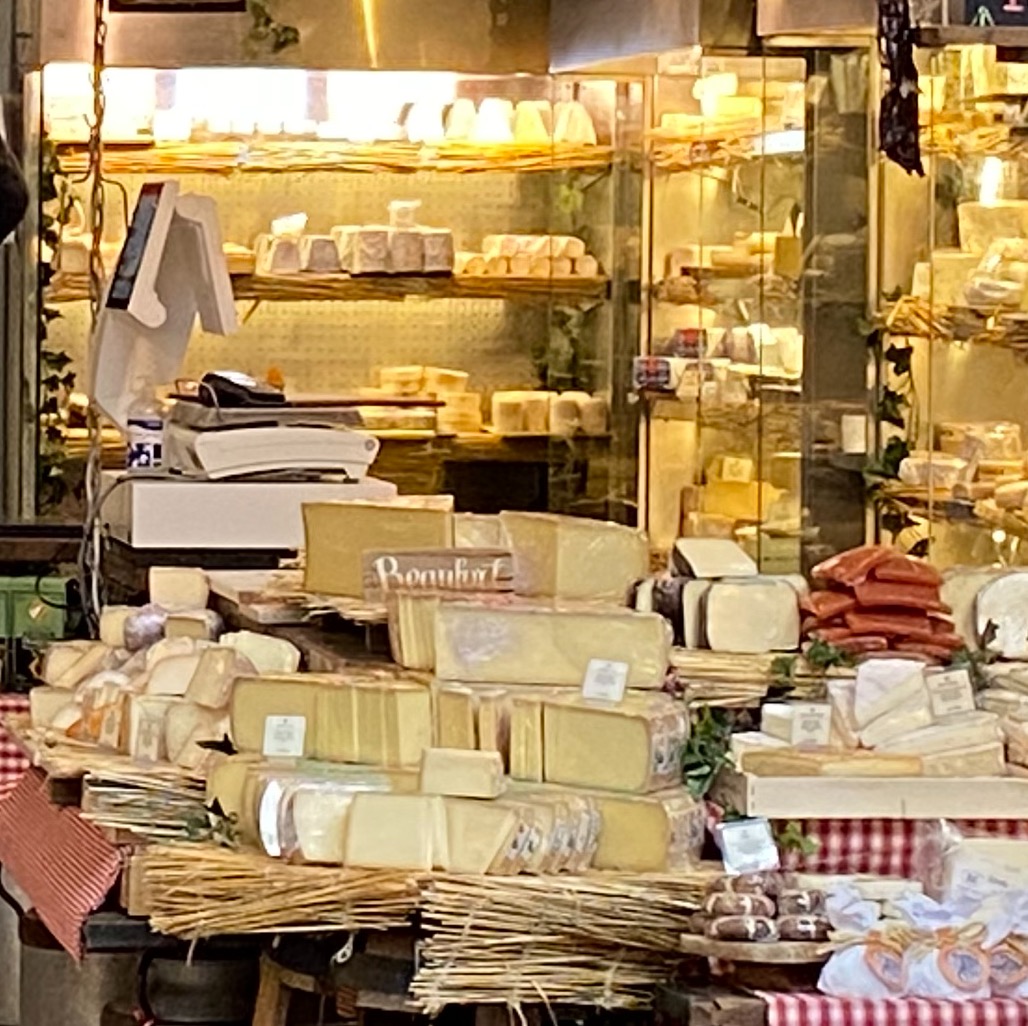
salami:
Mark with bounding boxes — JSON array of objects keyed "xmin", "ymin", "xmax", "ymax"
[
  {"xmin": 844, "ymin": 610, "xmax": 931, "ymax": 636},
  {"xmin": 706, "ymin": 916, "xmax": 778, "ymax": 942},
  {"xmin": 871, "ymin": 556, "xmax": 942, "ymax": 587},
  {"xmin": 854, "ymin": 581, "xmax": 949, "ymax": 612},
  {"xmin": 703, "ymin": 892, "xmax": 776, "ymax": 917},
  {"xmin": 811, "ymin": 626, "xmax": 853, "ymax": 643},
  {"xmin": 778, "ymin": 890, "xmax": 825, "ymax": 916},
  {"xmin": 801, "ymin": 591, "xmax": 857, "ymax": 620},
  {"xmin": 812, "ymin": 546, "xmax": 893, "ymax": 587},
  {"xmin": 778, "ymin": 915, "xmax": 830, "ymax": 942},
  {"xmin": 833, "ymin": 635, "xmax": 889, "ymax": 654},
  {"xmin": 894, "ymin": 641, "xmax": 951, "ymax": 662}
]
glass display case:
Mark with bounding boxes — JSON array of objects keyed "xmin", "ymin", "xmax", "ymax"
[
  {"xmin": 639, "ymin": 44, "xmax": 873, "ymax": 571},
  {"xmin": 876, "ymin": 39, "xmax": 1028, "ymax": 567}
]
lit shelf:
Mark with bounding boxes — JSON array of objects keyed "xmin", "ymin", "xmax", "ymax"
[
  {"xmin": 649, "ymin": 129, "xmax": 805, "ymax": 174},
  {"xmin": 45, "ymin": 272, "xmax": 610, "ymax": 306},
  {"xmin": 55, "ymin": 140, "xmax": 614, "ymax": 177}
]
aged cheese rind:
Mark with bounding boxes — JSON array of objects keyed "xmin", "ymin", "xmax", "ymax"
[
  {"xmin": 542, "ymin": 695, "xmax": 687, "ymax": 793},
  {"xmin": 435, "ymin": 604, "xmax": 670, "ymax": 689},
  {"xmin": 344, "ymin": 793, "xmax": 438, "ymax": 870},
  {"xmin": 442, "ymin": 799, "xmax": 520, "ymax": 873},
  {"xmin": 383, "ymin": 684, "xmax": 432, "ymax": 767},
  {"xmin": 185, "ymin": 647, "xmax": 256, "ymax": 709},
  {"xmin": 303, "ymin": 499, "xmax": 455, "ymax": 598},
  {"xmin": 498, "ymin": 512, "xmax": 649, "ymax": 603},
  {"xmin": 420, "ymin": 748, "xmax": 505, "ymax": 798}
]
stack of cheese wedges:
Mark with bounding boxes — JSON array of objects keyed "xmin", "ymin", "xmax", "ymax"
[
  {"xmin": 28, "ymin": 566, "xmax": 301, "ymax": 773},
  {"xmin": 733, "ymin": 658, "xmax": 1006, "ymax": 778}
]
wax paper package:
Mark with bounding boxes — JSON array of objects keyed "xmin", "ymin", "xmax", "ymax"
[
  {"xmin": 981, "ymin": 891, "xmax": 1028, "ymax": 998},
  {"xmin": 893, "ymin": 893, "xmax": 991, "ymax": 999},
  {"xmin": 818, "ymin": 885, "xmax": 909, "ymax": 998}
]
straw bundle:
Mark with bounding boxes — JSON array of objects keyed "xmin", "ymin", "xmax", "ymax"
[{"xmin": 138, "ymin": 844, "xmax": 422, "ymax": 939}]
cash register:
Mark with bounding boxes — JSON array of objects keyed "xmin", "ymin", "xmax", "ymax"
[{"xmin": 92, "ymin": 180, "xmax": 396, "ymax": 552}]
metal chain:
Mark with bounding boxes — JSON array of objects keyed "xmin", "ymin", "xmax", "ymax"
[{"xmin": 87, "ymin": 0, "xmax": 107, "ymax": 326}]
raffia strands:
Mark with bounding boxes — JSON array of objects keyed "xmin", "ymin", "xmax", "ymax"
[
  {"xmin": 139, "ymin": 844, "xmax": 421, "ymax": 939},
  {"xmin": 411, "ymin": 872, "xmax": 710, "ymax": 1013}
]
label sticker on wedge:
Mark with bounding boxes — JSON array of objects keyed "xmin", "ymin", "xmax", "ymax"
[
  {"xmin": 926, "ymin": 668, "xmax": 975, "ymax": 718},
  {"xmin": 717, "ymin": 817, "xmax": 780, "ymax": 876},
  {"xmin": 789, "ymin": 703, "xmax": 832, "ymax": 747},
  {"xmin": 582, "ymin": 659, "xmax": 629, "ymax": 703},
  {"xmin": 263, "ymin": 715, "xmax": 306, "ymax": 758}
]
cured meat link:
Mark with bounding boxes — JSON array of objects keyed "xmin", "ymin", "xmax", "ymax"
[
  {"xmin": 844, "ymin": 610, "xmax": 931, "ymax": 636},
  {"xmin": 854, "ymin": 581, "xmax": 949, "ymax": 612},
  {"xmin": 801, "ymin": 591, "xmax": 857, "ymax": 619},
  {"xmin": 812, "ymin": 545, "xmax": 893, "ymax": 587},
  {"xmin": 871, "ymin": 555, "xmax": 942, "ymax": 587}
]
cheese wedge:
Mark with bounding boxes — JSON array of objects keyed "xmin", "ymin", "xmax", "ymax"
[
  {"xmin": 126, "ymin": 695, "xmax": 178, "ymax": 761},
  {"xmin": 185, "ymin": 647, "xmax": 256, "ymax": 709},
  {"xmin": 857, "ymin": 685, "xmax": 934, "ymax": 748},
  {"xmin": 29, "ymin": 686, "xmax": 76, "ymax": 728},
  {"xmin": 146, "ymin": 654, "xmax": 204, "ymax": 697},
  {"xmin": 220, "ymin": 631, "xmax": 300, "ymax": 675},
  {"xmin": 149, "ymin": 566, "xmax": 209, "ymax": 612},
  {"xmin": 166, "ymin": 610, "xmax": 222, "ymax": 641},
  {"xmin": 442, "ymin": 799, "xmax": 521, "ymax": 873},
  {"xmin": 853, "ymin": 660, "xmax": 927, "ymax": 728},
  {"xmin": 874, "ymin": 711, "xmax": 1001, "ymax": 755},
  {"xmin": 99, "ymin": 606, "xmax": 136, "ymax": 648},
  {"xmin": 590, "ymin": 787, "xmax": 703, "ymax": 872},
  {"xmin": 420, "ymin": 748, "xmax": 505, "ymax": 798},
  {"xmin": 920, "ymin": 742, "xmax": 1006, "ymax": 777}
]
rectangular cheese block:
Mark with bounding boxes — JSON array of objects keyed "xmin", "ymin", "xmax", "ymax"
[
  {"xmin": 230, "ymin": 676, "xmax": 320, "ymax": 755},
  {"xmin": 476, "ymin": 688, "xmax": 511, "ymax": 767},
  {"xmin": 739, "ymin": 749, "xmax": 924, "ymax": 777},
  {"xmin": 383, "ymin": 684, "xmax": 432, "ymax": 767},
  {"xmin": 344, "ymin": 793, "xmax": 437, "ymax": 870},
  {"xmin": 590, "ymin": 787, "xmax": 703, "ymax": 872},
  {"xmin": 920, "ymin": 742, "xmax": 1006, "ymax": 777},
  {"xmin": 510, "ymin": 696, "xmax": 544, "ymax": 781},
  {"xmin": 435, "ymin": 604, "xmax": 670, "ymax": 689},
  {"xmin": 29, "ymin": 686, "xmax": 76, "ymax": 728},
  {"xmin": 166, "ymin": 610, "xmax": 222, "ymax": 641},
  {"xmin": 99, "ymin": 606, "xmax": 134, "ymax": 648},
  {"xmin": 498, "ymin": 512, "xmax": 648, "ymax": 603},
  {"xmin": 441, "ymin": 799, "xmax": 521, "ymax": 873},
  {"xmin": 149, "ymin": 567, "xmax": 210, "ymax": 612},
  {"xmin": 875, "ymin": 711, "xmax": 1001, "ymax": 755},
  {"xmin": 704, "ymin": 579, "xmax": 800, "ymax": 653},
  {"xmin": 206, "ymin": 754, "xmax": 265, "ymax": 826},
  {"xmin": 434, "ymin": 684, "xmax": 477, "ymax": 749},
  {"xmin": 315, "ymin": 683, "xmax": 359, "ymax": 763},
  {"xmin": 420, "ymin": 748, "xmax": 505, "ymax": 798},
  {"xmin": 354, "ymin": 684, "xmax": 386, "ymax": 765},
  {"xmin": 303, "ymin": 499, "xmax": 454, "ymax": 598},
  {"xmin": 543, "ymin": 694, "xmax": 687, "ymax": 793},
  {"xmin": 220, "ymin": 631, "xmax": 300, "ymax": 676},
  {"xmin": 185, "ymin": 646, "xmax": 248, "ymax": 709},
  {"xmin": 387, "ymin": 592, "xmax": 439, "ymax": 671},
  {"xmin": 730, "ymin": 731, "xmax": 790, "ymax": 761},
  {"xmin": 286, "ymin": 786, "xmax": 353, "ymax": 864}
]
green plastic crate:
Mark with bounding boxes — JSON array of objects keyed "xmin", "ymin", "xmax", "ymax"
[{"xmin": 0, "ymin": 576, "xmax": 70, "ymax": 641}]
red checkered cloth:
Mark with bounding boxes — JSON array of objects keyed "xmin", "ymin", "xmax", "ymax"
[
  {"xmin": 778, "ymin": 819, "xmax": 1028, "ymax": 877},
  {"xmin": 759, "ymin": 992, "xmax": 1028, "ymax": 1026},
  {"xmin": 0, "ymin": 769, "xmax": 121, "ymax": 958},
  {"xmin": 0, "ymin": 694, "xmax": 30, "ymax": 798}
]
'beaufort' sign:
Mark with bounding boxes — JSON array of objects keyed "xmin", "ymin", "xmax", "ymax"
[{"xmin": 362, "ymin": 549, "xmax": 514, "ymax": 601}]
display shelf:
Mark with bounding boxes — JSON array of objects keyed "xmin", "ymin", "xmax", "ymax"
[
  {"xmin": 45, "ymin": 271, "xmax": 610, "ymax": 306},
  {"xmin": 55, "ymin": 140, "xmax": 615, "ymax": 177},
  {"xmin": 650, "ymin": 133, "xmax": 805, "ymax": 174}
]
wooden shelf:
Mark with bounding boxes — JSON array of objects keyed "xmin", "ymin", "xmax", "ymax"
[
  {"xmin": 46, "ymin": 272, "xmax": 610, "ymax": 306},
  {"xmin": 55, "ymin": 140, "xmax": 614, "ymax": 177}
]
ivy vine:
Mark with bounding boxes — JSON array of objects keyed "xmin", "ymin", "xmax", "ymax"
[{"xmin": 246, "ymin": 0, "xmax": 300, "ymax": 55}]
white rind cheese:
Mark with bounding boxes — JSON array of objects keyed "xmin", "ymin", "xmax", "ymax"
[
  {"xmin": 874, "ymin": 711, "xmax": 1001, "ymax": 755},
  {"xmin": 220, "ymin": 631, "xmax": 300, "ymax": 675},
  {"xmin": 853, "ymin": 661, "xmax": 927, "ymax": 728},
  {"xmin": 920, "ymin": 742, "xmax": 1006, "ymax": 777},
  {"xmin": 704, "ymin": 579, "xmax": 800, "ymax": 653}
]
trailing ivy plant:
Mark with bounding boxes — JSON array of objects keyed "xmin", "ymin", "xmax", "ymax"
[
  {"xmin": 246, "ymin": 0, "xmax": 300, "ymax": 56},
  {"xmin": 38, "ymin": 137, "xmax": 76, "ymax": 514},
  {"xmin": 681, "ymin": 706, "xmax": 735, "ymax": 800}
]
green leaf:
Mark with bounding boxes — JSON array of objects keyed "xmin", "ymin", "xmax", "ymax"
[
  {"xmin": 884, "ymin": 343, "xmax": 913, "ymax": 377},
  {"xmin": 805, "ymin": 638, "xmax": 855, "ymax": 672},
  {"xmin": 776, "ymin": 820, "xmax": 820, "ymax": 856},
  {"xmin": 878, "ymin": 387, "xmax": 908, "ymax": 429}
]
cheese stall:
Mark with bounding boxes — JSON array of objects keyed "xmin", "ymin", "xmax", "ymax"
[{"xmin": 12, "ymin": 1, "xmax": 1028, "ymax": 1026}]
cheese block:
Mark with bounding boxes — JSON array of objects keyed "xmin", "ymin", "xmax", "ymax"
[
  {"xmin": 682, "ymin": 580, "xmax": 711, "ymax": 648},
  {"xmin": 220, "ymin": 631, "xmax": 301, "ymax": 675},
  {"xmin": 38, "ymin": 641, "xmax": 96, "ymax": 686},
  {"xmin": 543, "ymin": 694, "xmax": 687, "ymax": 793},
  {"xmin": 166, "ymin": 610, "xmax": 223, "ymax": 641},
  {"xmin": 387, "ymin": 592, "xmax": 439, "ymax": 671},
  {"xmin": 435, "ymin": 604, "xmax": 671, "ymax": 689},
  {"xmin": 149, "ymin": 567, "xmax": 210, "ymax": 612},
  {"xmin": 421, "ymin": 229, "xmax": 455, "ymax": 275},
  {"xmin": 827, "ymin": 680, "xmax": 860, "ymax": 749},
  {"xmin": 729, "ymin": 731, "xmax": 791, "ymax": 761},
  {"xmin": 858, "ymin": 687, "xmax": 934, "ymax": 748},
  {"xmin": 185, "ymin": 647, "xmax": 256, "ymax": 709},
  {"xmin": 344, "ymin": 793, "xmax": 438, "ymax": 870},
  {"xmin": 387, "ymin": 228, "xmax": 425, "ymax": 274},
  {"xmin": 590, "ymin": 787, "xmax": 703, "ymax": 872},
  {"xmin": 51, "ymin": 644, "xmax": 115, "ymax": 690},
  {"xmin": 420, "ymin": 748, "xmax": 505, "ymax": 798},
  {"xmin": 980, "ymin": 688, "xmax": 1028, "ymax": 718},
  {"xmin": 303, "ymin": 499, "xmax": 455, "ymax": 598},
  {"xmin": 314, "ymin": 682, "xmax": 359, "ymax": 763},
  {"xmin": 670, "ymin": 539, "xmax": 757, "ymax": 579},
  {"xmin": 230, "ymin": 676, "xmax": 320, "ymax": 755},
  {"xmin": 455, "ymin": 514, "xmax": 505, "ymax": 549},
  {"xmin": 284, "ymin": 786, "xmax": 352, "ymax": 864},
  {"xmin": 943, "ymin": 569, "xmax": 1013, "ymax": 650},
  {"xmin": 874, "ymin": 711, "xmax": 1001, "ymax": 755},
  {"xmin": 146, "ymin": 654, "xmax": 204, "ymax": 697},
  {"xmin": 354, "ymin": 684, "xmax": 386, "ymax": 764},
  {"xmin": 383, "ymin": 684, "xmax": 432, "ymax": 767},
  {"xmin": 476, "ymin": 688, "xmax": 511, "ymax": 766},
  {"xmin": 441, "ymin": 799, "xmax": 521, "ymax": 873},
  {"xmin": 510, "ymin": 695, "xmax": 544, "ymax": 782},
  {"xmin": 205, "ymin": 754, "xmax": 264, "ymax": 825},
  {"xmin": 126, "ymin": 695, "xmax": 178, "ymax": 761},
  {"xmin": 920, "ymin": 742, "xmax": 1006, "ymax": 777},
  {"xmin": 99, "ymin": 606, "xmax": 136, "ymax": 648},
  {"xmin": 146, "ymin": 637, "xmax": 205, "ymax": 669},
  {"xmin": 299, "ymin": 235, "xmax": 341, "ymax": 273},
  {"xmin": 498, "ymin": 512, "xmax": 648, "ymax": 603},
  {"xmin": 739, "ymin": 749, "xmax": 924, "ymax": 777},
  {"xmin": 853, "ymin": 660, "xmax": 927, "ymax": 728},
  {"xmin": 701, "ymin": 479, "xmax": 780, "ymax": 522},
  {"xmin": 434, "ymin": 684, "xmax": 477, "ymax": 749},
  {"xmin": 29, "ymin": 686, "xmax": 76, "ymax": 728},
  {"xmin": 705, "ymin": 579, "xmax": 800, "ymax": 653},
  {"xmin": 164, "ymin": 702, "xmax": 228, "ymax": 767}
]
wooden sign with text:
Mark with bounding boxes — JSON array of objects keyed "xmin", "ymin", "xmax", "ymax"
[{"xmin": 362, "ymin": 549, "xmax": 514, "ymax": 601}]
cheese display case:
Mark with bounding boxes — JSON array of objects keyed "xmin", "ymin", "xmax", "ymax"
[
  {"xmin": 877, "ymin": 38, "xmax": 1028, "ymax": 567},
  {"xmin": 638, "ymin": 46, "xmax": 872, "ymax": 572},
  {"xmin": 9, "ymin": 0, "xmax": 644, "ymax": 525}
]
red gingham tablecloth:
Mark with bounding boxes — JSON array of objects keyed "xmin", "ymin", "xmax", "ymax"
[
  {"xmin": 0, "ymin": 694, "xmax": 31, "ymax": 797},
  {"xmin": 759, "ymin": 993, "xmax": 1028, "ymax": 1026}
]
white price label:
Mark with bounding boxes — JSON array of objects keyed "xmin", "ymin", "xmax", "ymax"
[
  {"xmin": 582, "ymin": 659, "xmax": 629, "ymax": 703},
  {"xmin": 926, "ymin": 668, "xmax": 975, "ymax": 718},
  {"xmin": 263, "ymin": 715, "xmax": 307, "ymax": 758},
  {"xmin": 717, "ymin": 817, "xmax": 781, "ymax": 876},
  {"xmin": 720, "ymin": 456, "xmax": 754, "ymax": 484},
  {"xmin": 789, "ymin": 703, "xmax": 833, "ymax": 747}
]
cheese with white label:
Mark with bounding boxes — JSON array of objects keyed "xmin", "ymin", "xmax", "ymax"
[
  {"xmin": 383, "ymin": 684, "xmax": 432, "ymax": 767},
  {"xmin": 853, "ymin": 660, "xmax": 927, "ymax": 728},
  {"xmin": 441, "ymin": 799, "xmax": 521, "ymax": 873},
  {"xmin": 704, "ymin": 579, "xmax": 800, "ymax": 653},
  {"xmin": 510, "ymin": 696, "xmax": 544, "ymax": 781},
  {"xmin": 420, "ymin": 748, "xmax": 505, "ymax": 798},
  {"xmin": 498, "ymin": 512, "xmax": 648, "ymax": 603},
  {"xmin": 874, "ymin": 711, "xmax": 1001, "ymax": 755},
  {"xmin": 435, "ymin": 685, "xmax": 477, "ymax": 749},
  {"xmin": 185, "ymin": 647, "xmax": 255, "ymax": 709},
  {"xmin": 435, "ymin": 604, "xmax": 670, "ymax": 689},
  {"xmin": 344, "ymin": 793, "xmax": 438, "ymax": 870},
  {"xmin": 221, "ymin": 631, "xmax": 300, "ymax": 675},
  {"xmin": 29, "ymin": 686, "xmax": 76, "ymax": 728},
  {"xmin": 543, "ymin": 695, "xmax": 687, "ymax": 793},
  {"xmin": 303, "ymin": 499, "xmax": 455, "ymax": 598},
  {"xmin": 230, "ymin": 676, "xmax": 320, "ymax": 755},
  {"xmin": 858, "ymin": 687, "xmax": 934, "ymax": 748},
  {"xmin": 921, "ymin": 742, "xmax": 1006, "ymax": 777},
  {"xmin": 99, "ymin": 606, "xmax": 136, "ymax": 648},
  {"xmin": 149, "ymin": 567, "xmax": 210, "ymax": 612},
  {"xmin": 166, "ymin": 610, "xmax": 222, "ymax": 641}
]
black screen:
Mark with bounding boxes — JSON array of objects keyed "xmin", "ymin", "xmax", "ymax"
[
  {"xmin": 106, "ymin": 182, "xmax": 165, "ymax": 311},
  {"xmin": 966, "ymin": 0, "xmax": 1028, "ymax": 24}
]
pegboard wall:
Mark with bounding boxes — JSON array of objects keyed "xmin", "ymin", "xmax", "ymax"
[{"xmin": 52, "ymin": 167, "xmax": 614, "ymax": 399}]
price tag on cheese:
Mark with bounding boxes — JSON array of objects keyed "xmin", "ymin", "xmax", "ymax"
[
  {"xmin": 263, "ymin": 715, "xmax": 307, "ymax": 758},
  {"xmin": 926, "ymin": 668, "xmax": 975, "ymax": 718},
  {"xmin": 582, "ymin": 659, "xmax": 629, "ymax": 703},
  {"xmin": 789, "ymin": 703, "xmax": 832, "ymax": 747},
  {"xmin": 716, "ymin": 817, "xmax": 780, "ymax": 876},
  {"xmin": 720, "ymin": 456, "xmax": 754, "ymax": 484}
]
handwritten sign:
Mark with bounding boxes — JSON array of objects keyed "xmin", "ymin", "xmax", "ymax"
[{"xmin": 362, "ymin": 549, "xmax": 514, "ymax": 601}]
